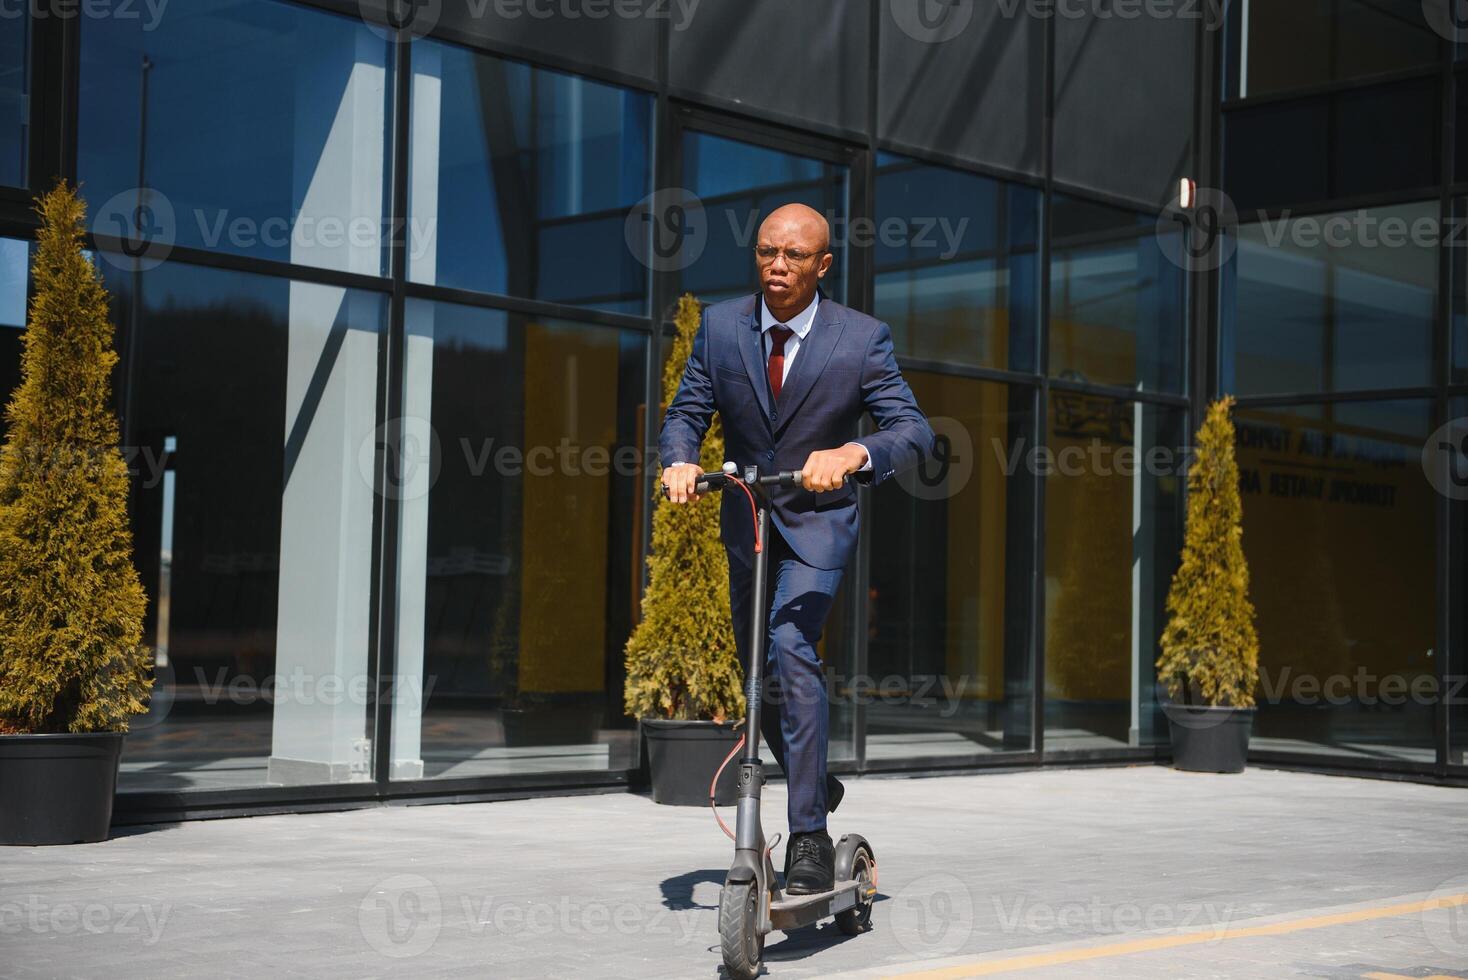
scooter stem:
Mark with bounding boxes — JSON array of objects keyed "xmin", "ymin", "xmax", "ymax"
[{"xmin": 732, "ymin": 469, "xmax": 771, "ymax": 871}]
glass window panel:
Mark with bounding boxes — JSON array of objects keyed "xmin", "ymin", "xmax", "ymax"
[
  {"xmin": 1222, "ymin": 100, "xmax": 1331, "ymax": 212},
  {"xmin": 1229, "ymin": 0, "xmax": 1440, "ymax": 100},
  {"xmin": 408, "ymin": 42, "xmax": 652, "ymax": 314},
  {"xmin": 873, "ymin": 154, "xmax": 1041, "ymax": 373},
  {"xmin": 98, "ymin": 259, "xmax": 387, "ymax": 792},
  {"xmin": 79, "ymin": 0, "xmax": 392, "ymax": 275},
  {"xmin": 1331, "ymin": 80, "xmax": 1440, "ymax": 200},
  {"xmin": 1460, "ymin": 73, "xmax": 1468, "ymax": 184},
  {"xmin": 1236, "ymin": 401, "xmax": 1437, "ymax": 762},
  {"xmin": 1449, "ymin": 398, "xmax": 1467, "ymax": 766},
  {"xmin": 1048, "ymin": 195, "xmax": 1186, "ymax": 393},
  {"xmin": 1043, "ymin": 394, "xmax": 1186, "ymax": 751},
  {"xmin": 1224, "ymin": 79, "xmax": 1438, "ymax": 212},
  {"xmin": 0, "ymin": 7, "xmax": 26, "ymax": 187},
  {"xmin": 392, "ymin": 300, "xmax": 646, "ymax": 779},
  {"xmin": 1227, "ymin": 202, "xmax": 1437, "ymax": 396},
  {"xmin": 1456, "ymin": 198, "xmax": 1468, "ymax": 385},
  {"xmin": 866, "ymin": 376, "xmax": 1036, "ymax": 761},
  {"xmin": 678, "ymin": 131, "xmax": 848, "ymax": 306},
  {"xmin": 0, "ymin": 237, "xmax": 27, "ymax": 406}
]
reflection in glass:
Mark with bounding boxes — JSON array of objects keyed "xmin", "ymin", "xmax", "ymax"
[
  {"xmin": 1049, "ymin": 195, "xmax": 1186, "ymax": 392},
  {"xmin": 1043, "ymin": 394, "xmax": 1185, "ymax": 750},
  {"xmin": 408, "ymin": 42, "xmax": 653, "ymax": 314},
  {"xmin": 0, "ymin": 238, "xmax": 26, "ymax": 406},
  {"xmin": 1227, "ymin": 202, "xmax": 1437, "ymax": 396},
  {"xmin": 873, "ymin": 153, "xmax": 1041, "ymax": 373},
  {"xmin": 679, "ymin": 131, "xmax": 848, "ymax": 306},
  {"xmin": 1236, "ymin": 401, "xmax": 1436, "ymax": 761},
  {"xmin": 79, "ymin": 0, "xmax": 392, "ymax": 275},
  {"xmin": 99, "ymin": 260, "xmax": 387, "ymax": 791},
  {"xmin": 867, "ymin": 375, "xmax": 1035, "ymax": 760},
  {"xmin": 1227, "ymin": 0, "xmax": 1439, "ymax": 100},
  {"xmin": 0, "ymin": 8, "xmax": 26, "ymax": 187},
  {"xmin": 393, "ymin": 300, "xmax": 646, "ymax": 778}
]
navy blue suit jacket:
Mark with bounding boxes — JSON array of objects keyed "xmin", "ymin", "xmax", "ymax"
[{"xmin": 659, "ymin": 291, "xmax": 935, "ymax": 571}]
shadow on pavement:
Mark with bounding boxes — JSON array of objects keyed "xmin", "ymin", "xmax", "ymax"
[{"xmin": 661, "ymin": 868, "xmax": 726, "ymax": 910}]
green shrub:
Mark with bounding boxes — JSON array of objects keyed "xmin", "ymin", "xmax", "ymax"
[
  {"xmin": 0, "ymin": 181, "xmax": 151, "ymax": 734},
  {"xmin": 623, "ymin": 294, "xmax": 743, "ymax": 721},
  {"xmin": 1156, "ymin": 396, "xmax": 1259, "ymax": 707}
]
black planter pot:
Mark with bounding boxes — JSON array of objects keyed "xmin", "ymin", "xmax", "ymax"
[
  {"xmin": 1164, "ymin": 705, "xmax": 1255, "ymax": 773},
  {"xmin": 0, "ymin": 732, "xmax": 125, "ymax": 845},
  {"xmin": 641, "ymin": 719, "xmax": 741, "ymax": 806}
]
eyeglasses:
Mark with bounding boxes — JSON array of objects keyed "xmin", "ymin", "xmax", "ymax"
[{"xmin": 753, "ymin": 244, "xmax": 828, "ymax": 266}]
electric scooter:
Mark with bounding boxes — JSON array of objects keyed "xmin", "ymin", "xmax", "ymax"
[{"xmin": 664, "ymin": 461, "xmax": 877, "ymax": 980}]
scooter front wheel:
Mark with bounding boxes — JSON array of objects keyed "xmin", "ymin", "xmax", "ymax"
[{"xmin": 719, "ymin": 880, "xmax": 763, "ymax": 980}]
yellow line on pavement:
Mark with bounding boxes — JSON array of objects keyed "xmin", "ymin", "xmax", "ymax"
[{"xmin": 887, "ymin": 892, "xmax": 1468, "ymax": 979}]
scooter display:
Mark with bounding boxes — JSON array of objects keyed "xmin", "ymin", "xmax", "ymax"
[{"xmin": 664, "ymin": 461, "xmax": 876, "ymax": 980}]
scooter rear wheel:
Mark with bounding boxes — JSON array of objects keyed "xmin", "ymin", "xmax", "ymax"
[
  {"xmin": 719, "ymin": 880, "xmax": 763, "ymax": 980},
  {"xmin": 835, "ymin": 843, "xmax": 876, "ymax": 935}
]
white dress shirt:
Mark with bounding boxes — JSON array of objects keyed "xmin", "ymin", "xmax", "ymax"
[
  {"xmin": 757, "ymin": 293, "xmax": 872, "ymax": 473},
  {"xmin": 759, "ymin": 292, "xmax": 820, "ymax": 386}
]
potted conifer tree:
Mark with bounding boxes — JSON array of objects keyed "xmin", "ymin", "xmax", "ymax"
[
  {"xmin": 624, "ymin": 294, "xmax": 745, "ymax": 806},
  {"xmin": 1155, "ymin": 396, "xmax": 1260, "ymax": 773},
  {"xmin": 0, "ymin": 182, "xmax": 152, "ymax": 844}
]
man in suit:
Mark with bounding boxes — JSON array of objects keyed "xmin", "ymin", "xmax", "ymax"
[{"xmin": 660, "ymin": 203, "xmax": 933, "ymax": 894}]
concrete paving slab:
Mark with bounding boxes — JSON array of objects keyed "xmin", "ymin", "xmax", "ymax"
[{"xmin": 2, "ymin": 766, "xmax": 1466, "ymax": 979}]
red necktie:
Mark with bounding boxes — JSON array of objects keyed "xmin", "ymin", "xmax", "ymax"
[{"xmin": 767, "ymin": 326, "xmax": 793, "ymax": 400}]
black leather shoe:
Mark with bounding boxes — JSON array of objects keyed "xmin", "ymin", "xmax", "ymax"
[
  {"xmin": 784, "ymin": 830, "xmax": 835, "ymax": 895},
  {"xmin": 826, "ymin": 774, "xmax": 844, "ymax": 813}
]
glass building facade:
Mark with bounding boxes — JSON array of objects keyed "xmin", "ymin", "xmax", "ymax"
[{"xmin": 0, "ymin": 0, "xmax": 1463, "ymax": 822}]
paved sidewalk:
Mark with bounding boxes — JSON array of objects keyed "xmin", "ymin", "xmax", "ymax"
[{"xmin": 3, "ymin": 766, "xmax": 1467, "ymax": 979}]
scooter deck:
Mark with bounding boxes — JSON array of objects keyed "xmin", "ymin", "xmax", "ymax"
[{"xmin": 768, "ymin": 877, "xmax": 873, "ymax": 932}]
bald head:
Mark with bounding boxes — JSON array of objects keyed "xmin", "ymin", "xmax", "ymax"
[
  {"xmin": 755, "ymin": 202, "xmax": 834, "ymax": 319},
  {"xmin": 758, "ymin": 203, "xmax": 831, "ymax": 253}
]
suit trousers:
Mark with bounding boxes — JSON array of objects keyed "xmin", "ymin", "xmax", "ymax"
[{"xmin": 727, "ymin": 523, "xmax": 844, "ymax": 834}]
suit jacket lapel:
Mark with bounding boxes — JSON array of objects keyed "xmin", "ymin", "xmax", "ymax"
[
  {"xmin": 735, "ymin": 295, "xmax": 773, "ymax": 422},
  {"xmin": 774, "ymin": 296, "xmax": 844, "ymax": 434}
]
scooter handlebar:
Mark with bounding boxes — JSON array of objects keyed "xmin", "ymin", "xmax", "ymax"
[
  {"xmin": 659, "ymin": 468, "xmax": 839, "ymax": 498},
  {"xmin": 758, "ymin": 471, "xmax": 804, "ymax": 488},
  {"xmin": 659, "ymin": 472, "xmax": 728, "ymax": 499}
]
